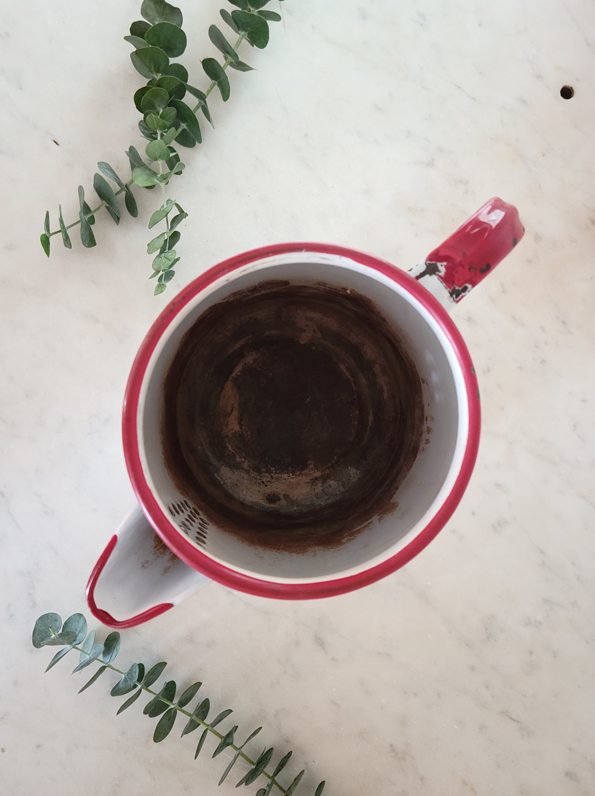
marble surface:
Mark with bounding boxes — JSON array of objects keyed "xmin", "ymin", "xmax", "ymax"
[{"xmin": 1, "ymin": 0, "xmax": 595, "ymax": 794}]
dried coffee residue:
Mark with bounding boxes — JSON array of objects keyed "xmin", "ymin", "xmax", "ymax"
[{"xmin": 161, "ymin": 280, "xmax": 424, "ymax": 554}]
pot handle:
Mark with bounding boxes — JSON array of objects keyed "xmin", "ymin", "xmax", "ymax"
[
  {"xmin": 409, "ymin": 197, "xmax": 524, "ymax": 310},
  {"xmin": 86, "ymin": 506, "xmax": 210, "ymax": 628}
]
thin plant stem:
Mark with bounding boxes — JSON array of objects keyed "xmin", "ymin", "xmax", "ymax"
[{"xmin": 70, "ymin": 640, "xmax": 288, "ymax": 794}]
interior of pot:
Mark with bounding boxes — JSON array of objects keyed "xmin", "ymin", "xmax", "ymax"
[{"xmin": 137, "ymin": 252, "xmax": 468, "ymax": 582}]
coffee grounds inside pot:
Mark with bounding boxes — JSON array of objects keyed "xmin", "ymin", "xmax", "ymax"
[{"xmin": 161, "ymin": 280, "xmax": 423, "ymax": 553}]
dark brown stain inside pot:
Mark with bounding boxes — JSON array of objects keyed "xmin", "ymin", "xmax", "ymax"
[{"xmin": 161, "ymin": 280, "xmax": 423, "ymax": 553}]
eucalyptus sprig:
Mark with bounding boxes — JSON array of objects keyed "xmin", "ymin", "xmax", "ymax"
[
  {"xmin": 40, "ymin": 0, "xmax": 284, "ymax": 295},
  {"xmin": 32, "ymin": 612, "xmax": 325, "ymax": 796}
]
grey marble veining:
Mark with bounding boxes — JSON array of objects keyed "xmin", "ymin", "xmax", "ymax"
[{"xmin": 1, "ymin": 1, "xmax": 594, "ymax": 794}]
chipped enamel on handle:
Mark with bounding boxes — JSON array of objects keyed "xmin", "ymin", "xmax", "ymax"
[
  {"xmin": 409, "ymin": 198, "xmax": 525, "ymax": 311},
  {"xmin": 86, "ymin": 506, "xmax": 210, "ymax": 628}
]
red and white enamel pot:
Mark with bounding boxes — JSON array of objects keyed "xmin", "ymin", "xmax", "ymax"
[{"xmin": 87, "ymin": 198, "xmax": 524, "ymax": 627}]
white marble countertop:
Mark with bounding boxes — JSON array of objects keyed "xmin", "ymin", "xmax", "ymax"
[{"xmin": 1, "ymin": 1, "xmax": 594, "ymax": 794}]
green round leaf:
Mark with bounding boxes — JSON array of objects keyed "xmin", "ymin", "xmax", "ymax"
[
  {"xmin": 169, "ymin": 100, "xmax": 201, "ymax": 143},
  {"xmin": 162, "ymin": 268, "xmax": 175, "ymax": 283},
  {"xmin": 258, "ymin": 10, "xmax": 282, "ymax": 21},
  {"xmin": 141, "ymin": 0, "xmax": 183, "ymax": 27},
  {"xmin": 130, "ymin": 19, "xmax": 151, "ymax": 38},
  {"xmin": 32, "ymin": 613, "xmax": 62, "ymax": 648},
  {"xmin": 164, "ymin": 63, "xmax": 188, "ymax": 82},
  {"xmin": 132, "ymin": 167, "xmax": 160, "ymax": 187},
  {"xmin": 102, "ymin": 632, "xmax": 121, "ymax": 664},
  {"xmin": 231, "ymin": 10, "xmax": 269, "ymax": 48},
  {"xmin": 124, "ymin": 34, "xmax": 149, "ymax": 49},
  {"xmin": 40, "ymin": 233, "xmax": 50, "ymax": 257},
  {"xmin": 245, "ymin": 0, "xmax": 270, "ymax": 8},
  {"xmin": 153, "ymin": 706, "xmax": 177, "ymax": 742},
  {"xmin": 154, "ymin": 75, "xmax": 185, "ymax": 100},
  {"xmin": 151, "ymin": 250, "xmax": 177, "ymax": 272},
  {"xmin": 228, "ymin": 0, "xmax": 249, "ymax": 9},
  {"xmin": 159, "ymin": 106, "xmax": 177, "ymax": 126},
  {"xmin": 141, "ymin": 87, "xmax": 170, "ymax": 114},
  {"xmin": 174, "ymin": 128, "xmax": 196, "ymax": 148},
  {"xmin": 154, "ymin": 282, "xmax": 167, "ymax": 295},
  {"xmin": 116, "ymin": 687, "xmax": 143, "ymax": 715},
  {"xmin": 143, "ymin": 661, "xmax": 167, "ymax": 687},
  {"xmin": 145, "ymin": 138, "xmax": 170, "ymax": 162},
  {"xmin": 111, "ymin": 663, "xmax": 140, "ymax": 697},
  {"xmin": 220, "ymin": 8, "xmax": 239, "ymax": 34},
  {"xmin": 201, "ymin": 58, "xmax": 230, "ymax": 102},
  {"xmin": 208, "ymin": 25, "xmax": 239, "ymax": 62},
  {"xmin": 131, "ymin": 46, "xmax": 169, "ymax": 79},
  {"xmin": 145, "ymin": 21, "xmax": 187, "ymax": 57},
  {"xmin": 134, "ymin": 86, "xmax": 151, "ymax": 113},
  {"xmin": 147, "ymin": 231, "xmax": 168, "ymax": 254},
  {"xmin": 125, "ymin": 188, "xmax": 139, "ymax": 217},
  {"xmin": 139, "ymin": 118, "xmax": 158, "ymax": 139}
]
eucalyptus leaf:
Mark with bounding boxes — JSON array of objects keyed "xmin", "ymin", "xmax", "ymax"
[
  {"xmin": 43, "ymin": 630, "xmax": 77, "ymax": 647},
  {"xmin": 183, "ymin": 83, "xmax": 205, "ymax": 102},
  {"xmin": 154, "ymin": 75, "xmax": 185, "ymax": 100},
  {"xmin": 169, "ymin": 211, "xmax": 187, "ymax": 231},
  {"xmin": 145, "ymin": 21, "xmax": 187, "ymax": 57},
  {"xmin": 125, "ymin": 188, "xmax": 139, "ymax": 217},
  {"xmin": 145, "ymin": 138, "xmax": 170, "ymax": 162},
  {"xmin": 231, "ymin": 10, "xmax": 269, "ymax": 49},
  {"xmin": 58, "ymin": 205, "xmax": 73, "ymax": 248},
  {"xmin": 314, "ymin": 781, "xmax": 326, "ymax": 796},
  {"xmin": 80, "ymin": 630, "xmax": 96, "ymax": 657},
  {"xmin": 127, "ymin": 145, "xmax": 149, "ymax": 170},
  {"xmin": 169, "ymin": 100, "xmax": 201, "ymax": 143},
  {"xmin": 228, "ymin": 59, "xmax": 254, "ymax": 72},
  {"xmin": 124, "ymin": 35, "xmax": 150, "ymax": 49},
  {"xmin": 237, "ymin": 747, "xmax": 274, "ymax": 787},
  {"xmin": 153, "ymin": 707, "xmax": 177, "ymax": 742},
  {"xmin": 160, "ymin": 106, "xmax": 177, "ymax": 125},
  {"xmin": 44, "ymin": 211, "xmax": 50, "ymax": 235},
  {"xmin": 143, "ymin": 661, "xmax": 167, "ymax": 688},
  {"xmin": 44, "ymin": 645, "xmax": 72, "ymax": 672},
  {"xmin": 132, "ymin": 167, "xmax": 160, "ymax": 187},
  {"xmin": 162, "ymin": 126, "xmax": 178, "ymax": 145},
  {"xmin": 239, "ymin": 726, "xmax": 262, "ymax": 749},
  {"xmin": 161, "ymin": 267, "xmax": 176, "ymax": 282},
  {"xmin": 154, "ymin": 282, "xmax": 167, "ymax": 295},
  {"xmin": 139, "ymin": 118, "xmax": 159, "ymax": 138},
  {"xmin": 116, "ymin": 688, "xmax": 143, "ymax": 715},
  {"xmin": 82, "ymin": 201, "xmax": 95, "ymax": 224},
  {"xmin": 220, "ymin": 8, "xmax": 240, "ymax": 34},
  {"xmin": 271, "ymin": 750, "xmax": 292, "ymax": 778},
  {"xmin": 102, "ymin": 632, "xmax": 121, "ymax": 664},
  {"xmin": 93, "ymin": 173, "xmax": 120, "ymax": 224},
  {"xmin": 148, "ymin": 199, "xmax": 175, "ymax": 228},
  {"xmin": 134, "ymin": 86, "xmax": 152, "ymax": 113},
  {"xmin": 152, "ymin": 250, "xmax": 177, "ymax": 271},
  {"xmin": 97, "ymin": 162, "xmax": 123, "ymax": 188},
  {"xmin": 32, "ymin": 613, "xmax": 62, "ymax": 648},
  {"xmin": 111, "ymin": 662, "xmax": 140, "ymax": 697},
  {"xmin": 143, "ymin": 679, "xmax": 176, "ymax": 716},
  {"xmin": 181, "ymin": 697, "xmax": 210, "ymax": 737},
  {"xmin": 72, "ymin": 643, "xmax": 103, "ymax": 673},
  {"xmin": 194, "ymin": 727, "xmax": 209, "ymax": 759},
  {"xmin": 208, "ymin": 25, "xmax": 239, "ymax": 62},
  {"xmin": 177, "ymin": 681, "xmax": 202, "ymax": 709},
  {"xmin": 258, "ymin": 10, "xmax": 281, "ymax": 21},
  {"xmin": 78, "ymin": 665, "xmax": 107, "ymax": 693},
  {"xmin": 131, "ymin": 46, "xmax": 169, "ymax": 80},
  {"xmin": 227, "ymin": 0, "xmax": 249, "ymax": 9},
  {"xmin": 213, "ymin": 725, "xmax": 237, "ymax": 758},
  {"xmin": 141, "ymin": 87, "xmax": 170, "ymax": 114},
  {"xmin": 202, "ymin": 58, "xmax": 230, "ymax": 101},
  {"xmin": 136, "ymin": 663, "xmax": 146, "ymax": 683},
  {"xmin": 141, "ymin": 0, "xmax": 183, "ymax": 27},
  {"xmin": 247, "ymin": 0, "xmax": 274, "ymax": 9},
  {"xmin": 130, "ymin": 19, "xmax": 151, "ymax": 38},
  {"xmin": 147, "ymin": 231, "xmax": 167, "ymax": 254},
  {"xmin": 145, "ymin": 112, "xmax": 170, "ymax": 132},
  {"xmin": 40, "ymin": 233, "xmax": 50, "ymax": 257},
  {"xmin": 164, "ymin": 62, "xmax": 188, "ymax": 82},
  {"xmin": 218, "ymin": 750, "xmax": 241, "ymax": 785},
  {"xmin": 284, "ymin": 770, "xmax": 305, "ymax": 796},
  {"xmin": 79, "ymin": 216, "xmax": 96, "ymax": 248},
  {"xmin": 209, "ymin": 708, "xmax": 233, "ymax": 729}
]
